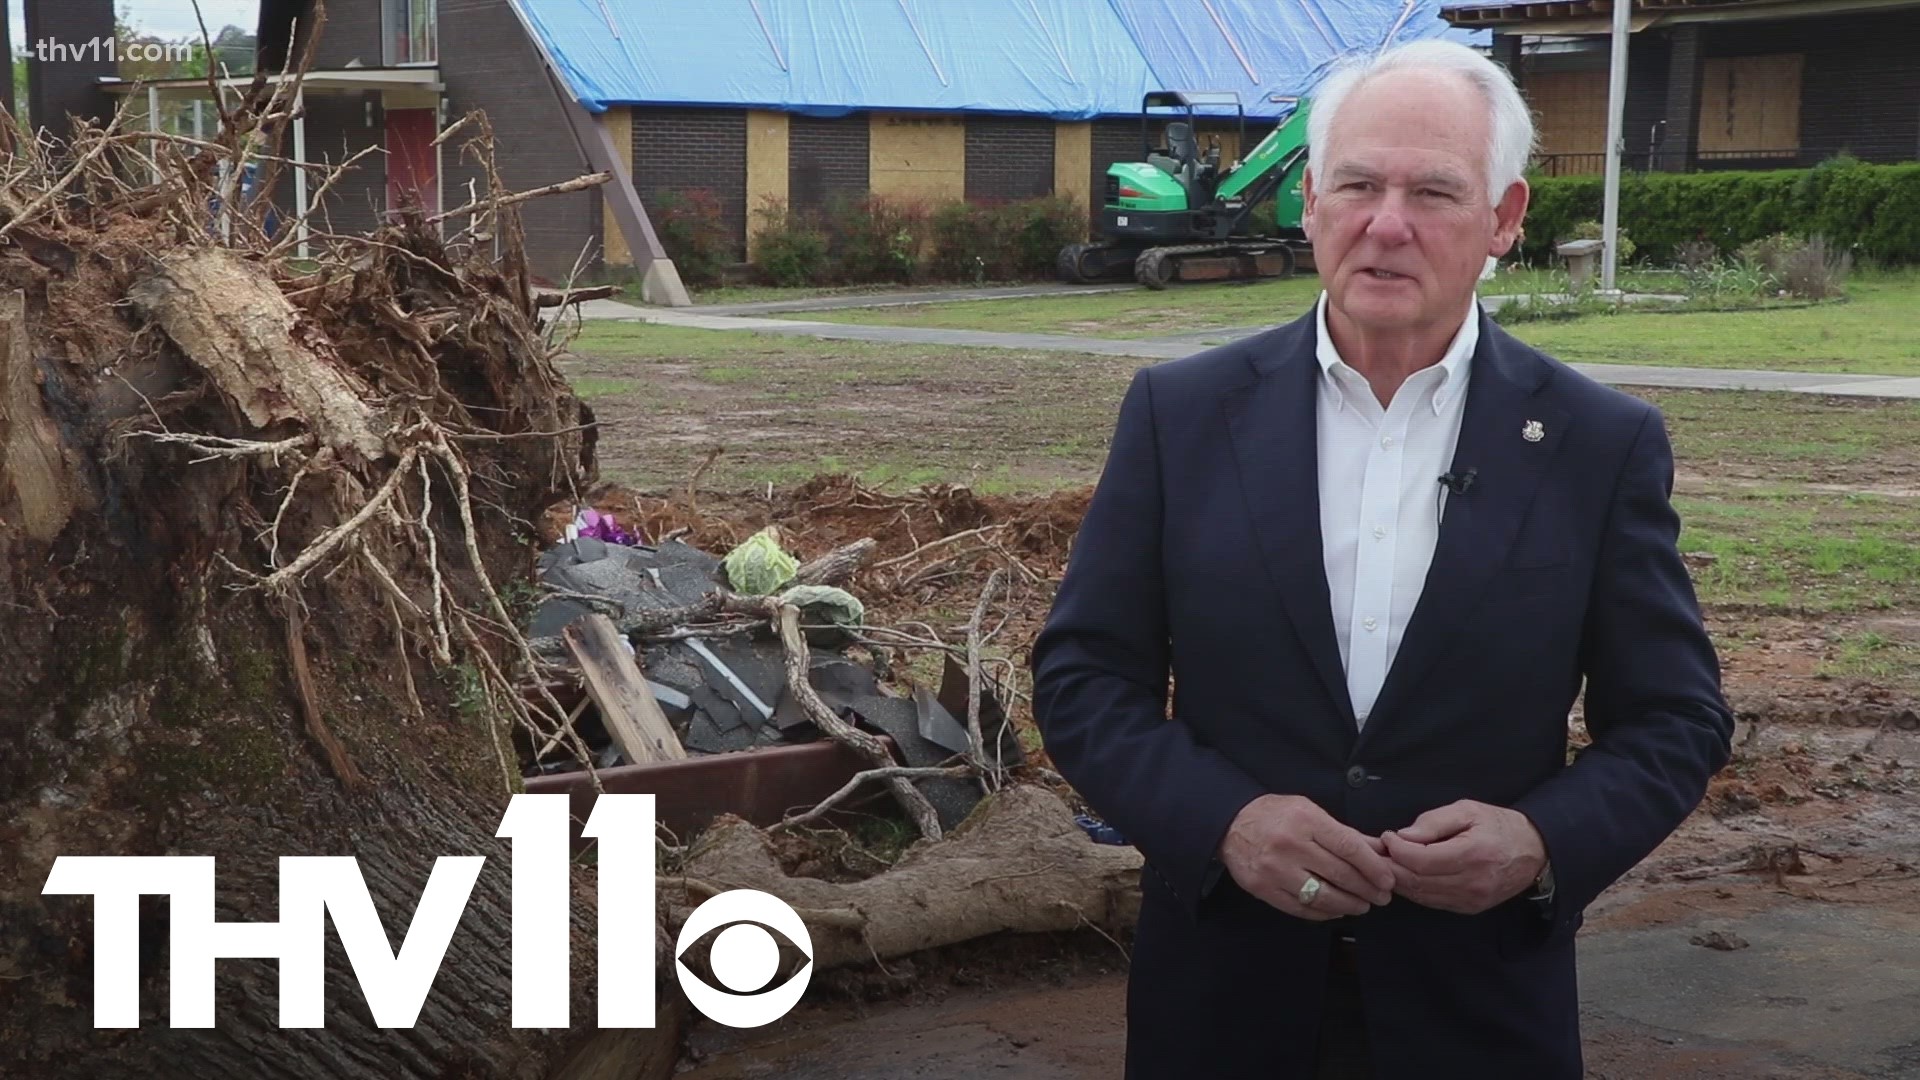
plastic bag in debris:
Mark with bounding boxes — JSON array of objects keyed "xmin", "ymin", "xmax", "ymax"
[
  {"xmin": 722, "ymin": 527, "xmax": 799, "ymax": 595},
  {"xmin": 778, "ymin": 584, "xmax": 865, "ymax": 629},
  {"xmin": 564, "ymin": 507, "xmax": 641, "ymax": 547}
]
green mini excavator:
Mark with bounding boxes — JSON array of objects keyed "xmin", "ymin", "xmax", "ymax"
[{"xmin": 1059, "ymin": 91, "xmax": 1313, "ymax": 289}]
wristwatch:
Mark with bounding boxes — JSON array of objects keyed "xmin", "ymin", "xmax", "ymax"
[{"xmin": 1528, "ymin": 860, "xmax": 1555, "ymax": 902}]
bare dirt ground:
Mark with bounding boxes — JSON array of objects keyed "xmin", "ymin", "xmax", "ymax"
[
  {"xmin": 556, "ymin": 478, "xmax": 1920, "ymax": 1078},
  {"xmin": 560, "ymin": 339, "xmax": 1920, "ymax": 1076}
]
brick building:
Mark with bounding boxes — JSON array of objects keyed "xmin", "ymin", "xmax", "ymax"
[
  {"xmin": 19, "ymin": 0, "xmax": 1474, "ymax": 291},
  {"xmin": 1445, "ymin": 0, "xmax": 1920, "ymax": 176}
]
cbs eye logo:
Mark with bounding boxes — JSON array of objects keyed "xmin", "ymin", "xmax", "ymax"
[{"xmin": 674, "ymin": 889, "xmax": 814, "ymax": 1027}]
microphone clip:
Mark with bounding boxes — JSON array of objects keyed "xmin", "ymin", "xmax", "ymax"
[{"xmin": 1438, "ymin": 467, "xmax": 1478, "ymax": 496}]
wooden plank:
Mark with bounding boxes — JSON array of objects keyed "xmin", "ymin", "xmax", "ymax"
[
  {"xmin": 1526, "ymin": 68, "xmax": 1611, "ymax": 161},
  {"xmin": 564, "ymin": 614, "xmax": 688, "ymax": 764},
  {"xmin": 1699, "ymin": 53, "xmax": 1801, "ymax": 156}
]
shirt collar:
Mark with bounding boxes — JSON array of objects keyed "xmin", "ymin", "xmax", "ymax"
[{"xmin": 1314, "ymin": 291, "xmax": 1481, "ymax": 413}]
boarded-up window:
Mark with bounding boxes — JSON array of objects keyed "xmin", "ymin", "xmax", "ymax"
[
  {"xmin": 1698, "ymin": 54, "xmax": 1802, "ymax": 157},
  {"xmin": 1527, "ymin": 68, "xmax": 1611, "ymax": 158}
]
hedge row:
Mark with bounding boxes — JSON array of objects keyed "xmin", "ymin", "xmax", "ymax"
[
  {"xmin": 749, "ymin": 194, "xmax": 1087, "ymax": 288},
  {"xmin": 1523, "ymin": 158, "xmax": 1920, "ymax": 266}
]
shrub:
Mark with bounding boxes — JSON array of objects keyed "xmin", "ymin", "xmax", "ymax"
[
  {"xmin": 647, "ymin": 188, "xmax": 733, "ymax": 288},
  {"xmin": 1778, "ymin": 235, "xmax": 1851, "ymax": 300},
  {"xmin": 826, "ymin": 195, "xmax": 933, "ymax": 284},
  {"xmin": 1734, "ymin": 232, "xmax": 1801, "ymax": 276},
  {"xmin": 749, "ymin": 198, "xmax": 830, "ymax": 287},
  {"xmin": 1001, "ymin": 195, "xmax": 1086, "ymax": 274},
  {"xmin": 1568, "ymin": 219, "xmax": 1635, "ymax": 264},
  {"xmin": 751, "ymin": 193, "xmax": 1086, "ymax": 286},
  {"xmin": 1728, "ymin": 232, "xmax": 1852, "ymax": 299},
  {"xmin": 1523, "ymin": 160, "xmax": 1920, "ymax": 266},
  {"xmin": 1679, "ymin": 259, "xmax": 1775, "ymax": 299},
  {"xmin": 928, "ymin": 201, "xmax": 1005, "ymax": 282},
  {"xmin": 1247, "ymin": 197, "xmax": 1282, "ymax": 237},
  {"xmin": 1672, "ymin": 239, "xmax": 1720, "ymax": 270}
]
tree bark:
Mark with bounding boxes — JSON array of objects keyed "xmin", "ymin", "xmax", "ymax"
[
  {"xmin": 672, "ymin": 786, "xmax": 1142, "ymax": 972},
  {"xmin": 793, "ymin": 538, "xmax": 876, "ymax": 588}
]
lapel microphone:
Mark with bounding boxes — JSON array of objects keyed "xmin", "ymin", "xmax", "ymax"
[{"xmin": 1438, "ymin": 467, "xmax": 1478, "ymax": 496}]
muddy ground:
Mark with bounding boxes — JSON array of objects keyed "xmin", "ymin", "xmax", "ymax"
[
  {"xmin": 556, "ymin": 337, "xmax": 1920, "ymax": 1075},
  {"xmin": 549, "ymin": 474, "xmax": 1920, "ymax": 1078}
]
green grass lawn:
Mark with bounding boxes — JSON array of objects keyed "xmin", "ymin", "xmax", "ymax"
[
  {"xmin": 1511, "ymin": 271, "xmax": 1920, "ymax": 376},
  {"xmin": 1646, "ymin": 388, "xmax": 1920, "ymax": 484},
  {"xmin": 773, "ymin": 274, "xmax": 1326, "ymax": 337},
  {"xmin": 756, "ymin": 264, "xmax": 1679, "ymax": 336},
  {"xmin": 689, "ymin": 283, "xmax": 929, "ymax": 306},
  {"xmin": 567, "ymin": 322, "xmax": 1920, "ymax": 615},
  {"xmin": 1677, "ymin": 490, "xmax": 1920, "ymax": 612},
  {"xmin": 757, "ymin": 268, "xmax": 1920, "ymax": 376}
]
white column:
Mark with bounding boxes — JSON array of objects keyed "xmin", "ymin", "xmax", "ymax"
[
  {"xmin": 1600, "ymin": 0, "xmax": 1632, "ymax": 294},
  {"xmin": 147, "ymin": 86, "xmax": 162, "ymax": 184},
  {"xmin": 293, "ymin": 90, "xmax": 310, "ymax": 261},
  {"xmin": 193, "ymin": 99, "xmax": 204, "ymax": 141},
  {"xmin": 436, "ymin": 98, "xmax": 447, "ymax": 238}
]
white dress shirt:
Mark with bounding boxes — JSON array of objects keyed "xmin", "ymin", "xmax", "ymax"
[{"xmin": 1314, "ymin": 292, "xmax": 1480, "ymax": 729}]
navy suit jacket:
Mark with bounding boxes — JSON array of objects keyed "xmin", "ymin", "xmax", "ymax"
[{"xmin": 1030, "ymin": 306, "xmax": 1734, "ymax": 1079}]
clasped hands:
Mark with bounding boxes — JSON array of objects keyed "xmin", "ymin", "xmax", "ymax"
[{"xmin": 1217, "ymin": 793, "xmax": 1547, "ymax": 920}]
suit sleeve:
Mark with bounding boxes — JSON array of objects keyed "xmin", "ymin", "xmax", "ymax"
[
  {"xmin": 1031, "ymin": 368, "xmax": 1269, "ymax": 917},
  {"xmin": 1514, "ymin": 405, "xmax": 1735, "ymax": 929}
]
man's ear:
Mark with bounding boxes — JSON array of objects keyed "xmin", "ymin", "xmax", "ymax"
[
  {"xmin": 1491, "ymin": 178, "xmax": 1530, "ymax": 258},
  {"xmin": 1302, "ymin": 167, "xmax": 1318, "ymax": 236}
]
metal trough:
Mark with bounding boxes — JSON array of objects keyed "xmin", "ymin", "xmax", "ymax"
[{"xmin": 524, "ymin": 735, "xmax": 897, "ymax": 849}]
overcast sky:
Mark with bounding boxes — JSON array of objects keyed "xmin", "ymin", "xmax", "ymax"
[{"xmin": 12, "ymin": 1, "xmax": 261, "ymax": 49}]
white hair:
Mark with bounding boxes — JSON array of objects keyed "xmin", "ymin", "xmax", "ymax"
[{"xmin": 1304, "ymin": 39, "xmax": 1537, "ymax": 204}]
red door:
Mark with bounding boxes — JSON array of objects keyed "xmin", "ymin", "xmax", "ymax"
[{"xmin": 385, "ymin": 108, "xmax": 440, "ymax": 219}]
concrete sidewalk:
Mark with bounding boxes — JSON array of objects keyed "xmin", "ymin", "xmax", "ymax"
[
  {"xmin": 582, "ymin": 301, "xmax": 1920, "ymax": 401},
  {"xmin": 624, "ymin": 282, "xmax": 1137, "ymax": 317}
]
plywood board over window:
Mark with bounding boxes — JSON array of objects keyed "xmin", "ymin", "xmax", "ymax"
[
  {"xmin": 1526, "ymin": 68, "xmax": 1611, "ymax": 158},
  {"xmin": 870, "ymin": 113, "xmax": 965, "ymax": 201},
  {"xmin": 1698, "ymin": 53, "xmax": 1803, "ymax": 158}
]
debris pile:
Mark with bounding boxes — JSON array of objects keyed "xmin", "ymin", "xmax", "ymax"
[{"xmin": 522, "ymin": 516, "xmax": 1026, "ymax": 834}]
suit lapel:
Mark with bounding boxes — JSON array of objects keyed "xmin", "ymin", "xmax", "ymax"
[
  {"xmin": 1224, "ymin": 318, "xmax": 1358, "ymax": 736},
  {"xmin": 1356, "ymin": 316, "xmax": 1569, "ymax": 751}
]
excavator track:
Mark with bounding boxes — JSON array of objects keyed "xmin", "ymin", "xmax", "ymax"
[{"xmin": 1134, "ymin": 240, "xmax": 1301, "ymax": 290}]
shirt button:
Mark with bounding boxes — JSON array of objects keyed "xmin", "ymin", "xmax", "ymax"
[
  {"xmin": 1347, "ymin": 766, "xmax": 1369, "ymax": 788},
  {"xmin": 1373, "ymin": 525, "xmax": 1387, "ymax": 540},
  {"xmin": 1363, "ymin": 616, "xmax": 1378, "ymax": 631},
  {"xmin": 1380, "ymin": 434, "xmax": 1394, "ymax": 448}
]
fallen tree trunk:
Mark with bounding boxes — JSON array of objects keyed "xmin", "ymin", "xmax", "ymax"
[{"xmin": 671, "ymin": 786, "xmax": 1142, "ymax": 971}]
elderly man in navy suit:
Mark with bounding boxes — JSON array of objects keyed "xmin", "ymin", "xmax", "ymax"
[{"xmin": 1031, "ymin": 39, "xmax": 1732, "ymax": 1080}]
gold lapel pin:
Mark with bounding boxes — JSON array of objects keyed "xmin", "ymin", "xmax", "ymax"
[{"xmin": 1522, "ymin": 420, "xmax": 1545, "ymax": 443}]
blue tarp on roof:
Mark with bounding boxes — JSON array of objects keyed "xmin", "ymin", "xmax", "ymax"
[
  {"xmin": 511, "ymin": 0, "xmax": 1159, "ymax": 118},
  {"xmin": 1108, "ymin": 0, "xmax": 1484, "ymax": 116},
  {"xmin": 510, "ymin": 0, "xmax": 1487, "ymax": 118}
]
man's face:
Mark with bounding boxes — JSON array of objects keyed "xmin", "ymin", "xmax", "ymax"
[{"xmin": 1302, "ymin": 69, "xmax": 1528, "ymax": 336}]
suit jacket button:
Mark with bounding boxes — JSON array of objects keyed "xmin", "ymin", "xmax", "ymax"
[{"xmin": 1346, "ymin": 766, "xmax": 1368, "ymax": 788}]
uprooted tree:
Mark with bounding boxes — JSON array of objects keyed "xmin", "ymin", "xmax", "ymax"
[
  {"xmin": 0, "ymin": 65, "xmax": 653, "ymax": 1075},
  {"xmin": 0, "ymin": 59, "xmax": 1140, "ymax": 1080}
]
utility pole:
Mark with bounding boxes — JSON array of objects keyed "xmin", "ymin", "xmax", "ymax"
[{"xmin": 1600, "ymin": 0, "xmax": 1632, "ymax": 294}]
